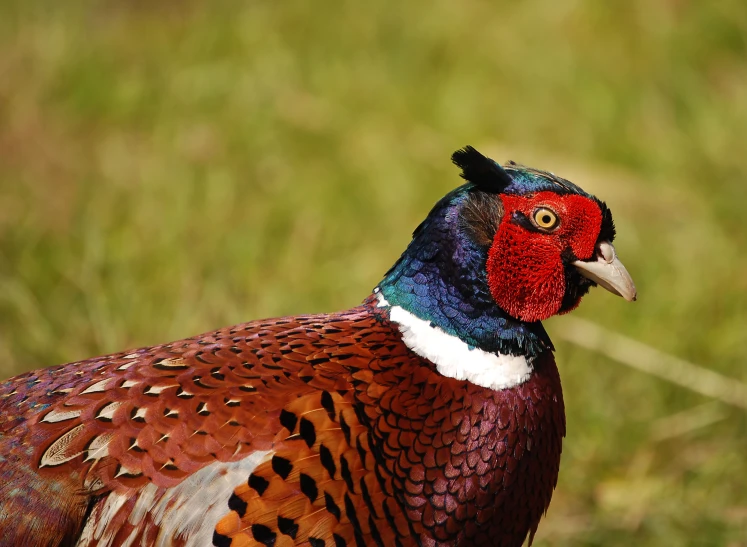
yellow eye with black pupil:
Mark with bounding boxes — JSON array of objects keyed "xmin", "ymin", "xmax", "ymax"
[{"xmin": 533, "ymin": 208, "xmax": 559, "ymax": 230}]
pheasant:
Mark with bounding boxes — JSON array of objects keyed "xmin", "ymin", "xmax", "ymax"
[{"xmin": 0, "ymin": 146, "xmax": 636, "ymax": 547}]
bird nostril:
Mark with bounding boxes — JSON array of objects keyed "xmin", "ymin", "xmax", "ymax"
[{"xmin": 597, "ymin": 241, "xmax": 616, "ymax": 263}]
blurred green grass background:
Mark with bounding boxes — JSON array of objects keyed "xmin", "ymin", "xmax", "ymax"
[{"xmin": 1, "ymin": 1, "xmax": 746, "ymax": 544}]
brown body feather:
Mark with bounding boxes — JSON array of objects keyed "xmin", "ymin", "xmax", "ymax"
[{"xmin": 0, "ymin": 297, "xmax": 564, "ymax": 547}]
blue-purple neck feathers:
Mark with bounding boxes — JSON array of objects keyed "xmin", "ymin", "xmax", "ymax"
[{"xmin": 376, "ymin": 184, "xmax": 553, "ymax": 358}]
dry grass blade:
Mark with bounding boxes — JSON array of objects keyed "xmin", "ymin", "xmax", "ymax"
[
  {"xmin": 649, "ymin": 401, "xmax": 730, "ymax": 441},
  {"xmin": 555, "ymin": 317, "xmax": 747, "ymax": 411}
]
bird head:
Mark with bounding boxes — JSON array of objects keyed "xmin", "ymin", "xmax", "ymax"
[
  {"xmin": 378, "ymin": 146, "xmax": 636, "ymax": 355},
  {"xmin": 453, "ymin": 146, "xmax": 636, "ymax": 323}
]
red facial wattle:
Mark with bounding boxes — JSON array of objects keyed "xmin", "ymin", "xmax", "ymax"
[{"xmin": 486, "ymin": 192, "xmax": 603, "ymax": 322}]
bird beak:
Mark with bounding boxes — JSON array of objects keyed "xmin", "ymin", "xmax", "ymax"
[{"xmin": 573, "ymin": 241, "xmax": 637, "ymax": 302}]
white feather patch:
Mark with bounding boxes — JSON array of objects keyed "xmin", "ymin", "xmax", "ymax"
[
  {"xmin": 132, "ymin": 407, "xmax": 147, "ymax": 420},
  {"xmin": 76, "ymin": 451, "xmax": 274, "ymax": 547},
  {"xmin": 80, "ymin": 378, "xmax": 114, "ymax": 395},
  {"xmin": 40, "ymin": 407, "xmax": 82, "ymax": 423},
  {"xmin": 95, "ymin": 401, "xmax": 122, "ymax": 421},
  {"xmin": 39, "ymin": 424, "xmax": 86, "ymax": 467},
  {"xmin": 84, "ymin": 433, "xmax": 114, "ymax": 462},
  {"xmin": 376, "ymin": 292, "xmax": 533, "ymax": 390},
  {"xmin": 143, "ymin": 384, "xmax": 178, "ymax": 395}
]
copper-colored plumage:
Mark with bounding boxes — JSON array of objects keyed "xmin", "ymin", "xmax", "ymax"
[{"xmin": 0, "ymin": 297, "xmax": 563, "ymax": 547}]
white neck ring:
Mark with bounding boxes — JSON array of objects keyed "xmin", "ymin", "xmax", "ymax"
[{"xmin": 375, "ymin": 291, "xmax": 533, "ymax": 390}]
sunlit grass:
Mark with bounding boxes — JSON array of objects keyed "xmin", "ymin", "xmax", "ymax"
[{"xmin": 1, "ymin": 1, "xmax": 746, "ymax": 544}]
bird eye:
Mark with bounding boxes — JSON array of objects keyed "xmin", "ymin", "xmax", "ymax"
[{"xmin": 533, "ymin": 208, "xmax": 559, "ymax": 230}]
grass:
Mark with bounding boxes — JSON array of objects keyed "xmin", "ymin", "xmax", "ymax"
[{"xmin": 1, "ymin": 1, "xmax": 746, "ymax": 544}]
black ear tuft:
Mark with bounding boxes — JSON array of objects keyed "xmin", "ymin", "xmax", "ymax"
[
  {"xmin": 597, "ymin": 201, "xmax": 617, "ymax": 243},
  {"xmin": 451, "ymin": 146, "xmax": 513, "ymax": 193}
]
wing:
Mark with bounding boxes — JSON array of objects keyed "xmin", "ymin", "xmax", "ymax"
[
  {"xmin": 0, "ymin": 299, "xmax": 566, "ymax": 547},
  {"xmin": 0, "ymin": 302, "xmax": 414, "ymax": 546}
]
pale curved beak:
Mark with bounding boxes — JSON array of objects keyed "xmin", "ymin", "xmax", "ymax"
[{"xmin": 573, "ymin": 241, "xmax": 637, "ymax": 302}]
